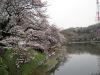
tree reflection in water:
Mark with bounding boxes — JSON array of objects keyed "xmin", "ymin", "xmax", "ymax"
[
  {"xmin": 67, "ymin": 43, "xmax": 100, "ymax": 56},
  {"xmin": 47, "ymin": 43, "xmax": 100, "ymax": 75},
  {"xmin": 91, "ymin": 56, "xmax": 100, "ymax": 75},
  {"xmin": 67, "ymin": 43, "xmax": 100, "ymax": 75}
]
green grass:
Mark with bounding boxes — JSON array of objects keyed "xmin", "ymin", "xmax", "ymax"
[
  {"xmin": 32, "ymin": 56, "xmax": 58, "ymax": 75},
  {"xmin": 27, "ymin": 56, "xmax": 58, "ymax": 75},
  {"xmin": 1, "ymin": 48, "xmax": 60, "ymax": 75},
  {"xmin": 1, "ymin": 49, "xmax": 45, "ymax": 75},
  {"xmin": 0, "ymin": 57, "xmax": 8, "ymax": 75}
]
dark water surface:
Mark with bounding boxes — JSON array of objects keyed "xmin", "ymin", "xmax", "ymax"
[{"xmin": 50, "ymin": 43, "xmax": 100, "ymax": 75}]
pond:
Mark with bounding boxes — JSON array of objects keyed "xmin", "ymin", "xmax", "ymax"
[{"xmin": 50, "ymin": 43, "xmax": 100, "ymax": 75}]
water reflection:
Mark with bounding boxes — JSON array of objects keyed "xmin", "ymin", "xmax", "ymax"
[
  {"xmin": 67, "ymin": 43, "xmax": 100, "ymax": 55},
  {"xmin": 50, "ymin": 43, "xmax": 100, "ymax": 75},
  {"xmin": 91, "ymin": 56, "xmax": 100, "ymax": 75}
]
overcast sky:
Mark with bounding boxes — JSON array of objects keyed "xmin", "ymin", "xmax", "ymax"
[{"xmin": 42, "ymin": 0, "xmax": 97, "ymax": 29}]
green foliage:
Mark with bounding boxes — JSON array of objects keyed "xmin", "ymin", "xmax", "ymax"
[
  {"xmin": 0, "ymin": 57, "xmax": 3, "ymax": 63},
  {"xmin": 0, "ymin": 57, "xmax": 8, "ymax": 75}
]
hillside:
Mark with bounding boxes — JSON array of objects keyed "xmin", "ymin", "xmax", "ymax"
[{"xmin": 61, "ymin": 23, "xmax": 100, "ymax": 42}]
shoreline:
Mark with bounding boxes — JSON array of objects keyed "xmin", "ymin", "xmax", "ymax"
[{"xmin": 68, "ymin": 41, "xmax": 100, "ymax": 44}]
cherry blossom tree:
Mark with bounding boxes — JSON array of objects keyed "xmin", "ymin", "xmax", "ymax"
[{"xmin": 0, "ymin": 0, "xmax": 67, "ymax": 56}]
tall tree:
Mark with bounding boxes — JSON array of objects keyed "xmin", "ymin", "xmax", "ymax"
[
  {"xmin": 0, "ymin": 0, "xmax": 47, "ymax": 39},
  {"xmin": 0, "ymin": 0, "xmax": 67, "ymax": 67},
  {"xmin": 0, "ymin": 0, "xmax": 67, "ymax": 55}
]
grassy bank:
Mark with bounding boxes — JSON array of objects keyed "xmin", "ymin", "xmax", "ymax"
[
  {"xmin": 68, "ymin": 41, "xmax": 100, "ymax": 44},
  {"xmin": 28, "ymin": 56, "xmax": 59, "ymax": 75},
  {"xmin": 0, "ymin": 48, "xmax": 60, "ymax": 75},
  {"xmin": 0, "ymin": 49, "xmax": 45, "ymax": 75}
]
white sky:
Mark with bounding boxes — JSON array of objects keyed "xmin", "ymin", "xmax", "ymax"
[{"xmin": 42, "ymin": 0, "xmax": 97, "ymax": 29}]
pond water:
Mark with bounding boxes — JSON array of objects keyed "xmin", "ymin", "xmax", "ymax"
[{"xmin": 50, "ymin": 43, "xmax": 100, "ymax": 75}]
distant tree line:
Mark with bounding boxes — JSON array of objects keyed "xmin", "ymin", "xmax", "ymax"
[{"xmin": 61, "ymin": 23, "xmax": 100, "ymax": 42}]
